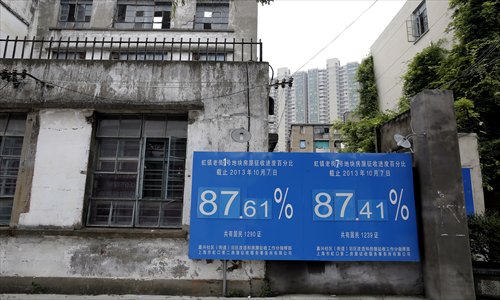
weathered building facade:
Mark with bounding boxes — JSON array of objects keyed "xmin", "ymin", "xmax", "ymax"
[
  {"xmin": 370, "ymin": 0, "xmax": 453, "ymax": 111},
  {"xmin": 0, "ymin": 0, "xmax": 270, "ymax": 295}
]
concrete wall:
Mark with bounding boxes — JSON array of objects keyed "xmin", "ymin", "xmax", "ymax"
[
  {"xmin": 289, "ymin": 125, "xmax": 314, "ymax": 152},
  {"xmin": 267, "ymin": 261, "xmax": 422, "ymax": 295},
  {"xmin": 28, "ymin": 0, "xmax": 258, "ymax": 60},
  {"xmin": 370, "ymin": 0, "xmax": 453, "ymax": 112},
  {"xmin": 376, "ymin": 112, "xmax": 485, "ymax": 215},
  {"xmin": 0, "ymin": 59, "xmax": 269, "ymax": 295}
]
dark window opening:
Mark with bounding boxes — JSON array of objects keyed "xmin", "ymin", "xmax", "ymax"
[
  {"xmin": 115, "ymin": 1, "xmax": 172, "ymax": 30},
  {"xmin": 87, "ymin": 115, "xmax": 187, "ymax": 228},
  {"xmin": 58, "ymin": 0, "xmax": 93, "ymax": 28},
  {"xmin": 406, "ymin": 1, "xmax": 429, "ymax": 42},
  {"xmin": 0, "ymin": 114, "xmax": 26, "ymax": 226},
  {"xmin": 195, "ymin": 1, "xmax": 229, "ymax": 30}
]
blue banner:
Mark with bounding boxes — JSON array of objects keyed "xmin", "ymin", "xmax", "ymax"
[{"xmin": 189, "ymin": 152, "xmax": 420, "ymax": 261}]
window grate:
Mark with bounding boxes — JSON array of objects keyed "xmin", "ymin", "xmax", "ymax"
[
  {"xmin": 0, "ymin": 114, "xmax": 26, "ymax": 226},
  {"xmin": 87, "ymin": 115, "xmax": 187, "ymax": 228}
]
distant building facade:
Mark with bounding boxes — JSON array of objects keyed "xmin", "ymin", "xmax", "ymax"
[
  {"xmin": 271, "ymin": 59, "xmax": 359, "ymax": 151},
  {"xmin": 289, "ymin": 124, "xmax": 341, "ymax": 153},
  {"xmin": 370, "ymin": 0, "xmax": 453, "ymax": 111}
]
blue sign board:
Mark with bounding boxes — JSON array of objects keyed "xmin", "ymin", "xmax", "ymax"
[
  {"xmin": 462, "ymin": 168, "xmax": 475, "ymax": 215},
  {"xmin": 189, "ymin": 152, "xmax": 420, "ymax": 261}
]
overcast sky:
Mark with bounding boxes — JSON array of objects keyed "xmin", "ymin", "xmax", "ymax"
[{"xmin": 258, "ymin": 0, "xmax": 406, "ymax": 74}]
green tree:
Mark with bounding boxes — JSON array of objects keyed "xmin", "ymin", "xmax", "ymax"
[
  {"xmin": 443, "ymin": 0, "xmax": 500, "ymax": 193},
  {"xmin": 398, "ymin": 0, "xmax": 499, "ymax": 194},
  {"xmin": 399, "ymin": 41, "xmax": 449, "ymax": 111},
  {"xmin": 334, "ymin": 56, "xmax": 391, "ymax": 152},
  {"xmin": 356, "ymin": 56, "xmax": 379, "ymax": 118}
]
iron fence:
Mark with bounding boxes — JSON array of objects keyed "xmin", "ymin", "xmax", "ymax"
[{"xmin": 0, "ymin": 36, "xmax": 263, "ymax": 62}]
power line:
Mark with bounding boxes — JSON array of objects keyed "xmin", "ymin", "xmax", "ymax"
[
  {"xmin": 276, "ymin": 0, "xmax": 380, "ymax": 130},
  {"xmin": 292, "ymin": 0, "xmax": 379, "ymax": 76}
]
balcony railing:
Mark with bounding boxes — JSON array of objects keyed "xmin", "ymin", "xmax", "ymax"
[{"xmin": 0, "ymin": 36, "xmax": 263, "ymax": 62}]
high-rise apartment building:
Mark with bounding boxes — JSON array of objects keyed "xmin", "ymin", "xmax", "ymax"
[
  {"xmin": 327, "ymin": 59, "xmax": 360, "ymax": 122},
  {"xmin": 272, "ymin": 58, "xmax": 360, "ymax": 151}
]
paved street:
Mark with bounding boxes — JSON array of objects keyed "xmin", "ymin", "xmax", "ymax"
[{"xmin": 0, "ymin": 295, "xmax": 425, "ymax": 300}]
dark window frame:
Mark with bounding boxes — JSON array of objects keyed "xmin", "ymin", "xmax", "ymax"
[
  {"xmin": 0, "ymin": 113, "xmax": 26, "ymax": 226},
  {"xmin": 194, "ymin": 1, "xmax": 230, "ymax": 31},
  {"xmin": 411, "ymin": 1, "xmax": 429, "ymax": 40},
  {"xmin": 58, "ymin": 0, "xmax": 93, "ymax": 29},
  {"xmin": 115, "ymin": 0, "xmax": 172, "ymax": 30},
  {"xmin": 86, "ymin": 114, "xmax": 187, "ymax": 229}
]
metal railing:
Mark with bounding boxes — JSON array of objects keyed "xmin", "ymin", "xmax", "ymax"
[{"xmin": 0, "ymin": 36, "xmax": 263, "ymax": 62}]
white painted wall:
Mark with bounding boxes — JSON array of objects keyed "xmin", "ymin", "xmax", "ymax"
[
  {"xmin": 18, "ymin": 110, "xmax": 93, "ymax": 228},
  {"xmin": 0, "ymin": 4, "xmax": 29, "ymax": 58},
  {"xmin": 459, "ymin": 133, "xmax": 485, "ymax": 214},
  {"xmin": 371, "ymin": 0, "xmax": 454, "ymax": 112}
]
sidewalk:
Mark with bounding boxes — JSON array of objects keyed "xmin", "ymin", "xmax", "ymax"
[{"xmin": 0, "ymin": 295, "xmax": 425, "ymax": 300}]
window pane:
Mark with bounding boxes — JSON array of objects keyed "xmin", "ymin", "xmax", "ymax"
[
  {"xmin": 169, "ymin": 138, "xmax": 186, "ymax": 158},
  {"xmin": 97, "ymin": 119, "xmax": 119, "ymax": 137},
  {"xmin": 145, "ymin": 140, "xmax": 166, "ymax": 159},
  {"xmin": 96, "ymin": 160, "xmax": 115, "ymax": 172},
  {"xmin": 88, "ymin": 200, "xmax": 111, "ymax": 225},
  {"xmin": 92, "ymin": 174, "xmax": 136, "ymax": 198},
  {"xmin": 166, "ymin": 120, "xmax": 187, "ymax": 138},
  {"xmin": 99, "ymin": 139, "xmax": 118, "ymax": 157},
  {"xmin": 144, "ymin": 118, "xmax": 166, "ymax": 137},
  {"xmin": 0, "ymin": 199, "xmax": 13, "ymax": 225},
  {"xmin": 75, "ymin": 4, "xmax": 86, "ymax": 21},
  {"xmin": 117, "ymin": 140, "xmax": 140, "ymax": 158},
  {"xmin": 119, "ymin": 118, "xmax": 142, "ymax": 137},
  {"xmin": 137, "ymin": 201, "xmax": 160, "ymax": 226},
  {"xmin": 0, "ymin": 114, "xmax": 7, "ymax": 133},
  {"xmin": 5, "ymin": 116, "xmax": 26, "ymax": 136},
  {"xmin": 111, "ymin": 201, "xmax": 134, "ymax": 225},
  {"xmin": 0, "ymin": 158, "xmax": 20, "ymax": 176},
  {"xmin": 0, "ymin": 178, "xmax": 17, "ymax": 196},
  {"xmin": 2, "ymin": 137, "xmax": 23, "ymax": 156},
  {"xmin": 143, "ymin": 161, "xmax": 164, "ymax": 198},
  {"xmin": 161, "ymin": 201, "xmax": 182, "ymax": 227},
  {"xmin": 117, "ymin": 161, "xmax": 138, "ymax": 172}
]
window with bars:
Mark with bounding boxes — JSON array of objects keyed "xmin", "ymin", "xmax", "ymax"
[
  {"xmin": 115, "ymin": 1, "xmax": 172, "ymax": 29},
  {"xmin": 58, "ymin": 0, "xmax": 93, "ymax": 28},
  {"xmin": 194, "ymin": 1, "xmax": 229, "ymax": 30},
  {"xmin": 87, "ymin": 115, "xmax": 187, "ymax": 228},
  {"xmin": 52, "ymin": 51, "xmax": 86, "ymax": 60},
  {"xmin": 406, "ymin": 1, "xmax": 429, "ymax": 42},
  {"xmin": 0, "ymin": 114, "xmax": 26, "ymax": 226},
  {"xmin": 192, "ymin": 52, "xmax": 226, "ymax": 61}
]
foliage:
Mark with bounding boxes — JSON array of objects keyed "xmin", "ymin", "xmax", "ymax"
[
  {"xmin": 444, "ymin": 0, "xmax": 500, "ymax": 191},
  {"xmin": 398, "ymin": 0, "xmax": 500, "ymax": 192},
  {"xmin": 333, "ymin": 113, "xmax": 392, "ymax": 153},
  {"xmin": 356, "ymin": 56, "xmax": 379, "ymax": 118},
  {"xmin": 454, "ymin": 97, "xmax": 481, "ymax": 133},
  {"xmin": 399, "ymin": 42, "xmax": 449, "ymax": 111},
  {"xmin": 468, "ymin": 213, "xmax": 500, "ymax": 262},
  {"xmin": 478, "ymin": 139, "xmax": 500, "ymax": 191}
]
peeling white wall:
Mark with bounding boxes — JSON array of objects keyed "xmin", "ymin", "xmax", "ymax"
[
  {"xmin": 371, "ymin": 0, "xmax": 454, "ymax": 112},
  {"xmin": 18, "ymin": 109, "xmax": 93, "ymax": 227},
  {"xmin": 0, "ymin": 236, "xmax": 265, "ymax": 281}
]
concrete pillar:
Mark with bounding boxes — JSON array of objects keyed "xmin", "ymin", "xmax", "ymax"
[{"xmin": 410, "ymin": 90, "xmax": 475, "ymax": 299}]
